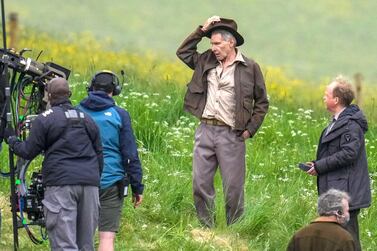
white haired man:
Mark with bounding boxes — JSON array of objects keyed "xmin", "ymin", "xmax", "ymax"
[{"xmin": 287, "ymin": 189, "xmax": 355, "ymax": 251}]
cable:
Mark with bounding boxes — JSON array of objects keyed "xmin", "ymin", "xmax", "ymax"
[{"xmin": 17, "ymin": 158, "xmax": 45, "ymax": 244}]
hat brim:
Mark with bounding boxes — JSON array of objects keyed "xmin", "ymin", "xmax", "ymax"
[{"xmin": 205, "ymin": 25, "xmax": 244, "ymax": 46}]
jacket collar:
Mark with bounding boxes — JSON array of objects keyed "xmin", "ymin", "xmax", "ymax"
[
  {"xmin": 203, "ymin": 51, "xmax": 218, "ymax": 73},
  {"xmin": 320, "ymin": 105, "xmax": 362, "ymax": 143},
  {"xmin": 50, "ymin": 97, "xmax": 72, "ymax": 107},
  {"xmin": 235, "ymin": 49, "xmax": 247, "ymax": 66},
  {"xmin": 321, "ymin": 113, "xmax": 350, "ymax": 143}
]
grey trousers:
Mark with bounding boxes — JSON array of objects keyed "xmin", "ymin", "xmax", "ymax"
[
  {"xmin": 43, "ymin": 185, "xmax": 100, "ymax": 251},
  {"xmin": 193, "ymin": 123, "xmax": 246, "ymax": 227}
]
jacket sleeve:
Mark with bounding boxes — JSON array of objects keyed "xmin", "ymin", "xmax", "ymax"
[
  {"xmin": 246, "ymin": 63, "xmax": 269, "ymax": 137},
  {"xmin": 9, "ymin": 117, "xmax": 46, "ymax": 160},
  {"xmin": 315, "ymin": 122, "xmax": 363, "ymax": 174},
  {"xmin": 84, "ymin": 116, "xmax": 104, "ymax": 174},
  {"xmin": 116, "ymin": 107, "xmax": 144, "ymax": 195},
  {"xmin": 176, "ymin": 26, "xmax": 206, "ymax": 70}
]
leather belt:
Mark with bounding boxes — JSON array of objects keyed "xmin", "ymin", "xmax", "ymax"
[{"xmin": 201, "ymin": 118, "xmax": 227, "ymax": 126}]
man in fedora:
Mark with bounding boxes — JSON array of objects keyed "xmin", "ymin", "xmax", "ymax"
[{"xmin": 176, "ymin": 16, "xmax": 269, "ymax": 227}]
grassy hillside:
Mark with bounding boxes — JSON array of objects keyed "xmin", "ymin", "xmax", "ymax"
[
  {"xmin": 0, "ymin": 29, "xmax": 376, "ymax": 250},
  {"xmin": 5, "ymin": 0, "xmax": 377, "ymax": 82}
]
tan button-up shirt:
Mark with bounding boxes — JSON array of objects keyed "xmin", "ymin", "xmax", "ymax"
[{"xmin": 202, "ymin": 49, "xmax": 245, "ymax": 128}]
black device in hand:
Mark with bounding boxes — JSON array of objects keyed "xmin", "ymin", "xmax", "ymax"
[{"xmin": 298, "ymin": 163, "xmax": 312, "ymax": 172}]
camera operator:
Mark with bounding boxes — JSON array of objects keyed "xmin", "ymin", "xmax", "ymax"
[
  {"xmin": 79, "ymin": 70, "xmax": 144, "ymax": 251},
  {"xmin": 5, "ymin": 77, "xmax": 103, "ymax": 251}
]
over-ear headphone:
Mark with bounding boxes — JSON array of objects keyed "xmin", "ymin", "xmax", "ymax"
[{"xmin": 88, "ymin": 70, "xmax": 122, "ymax": 96}]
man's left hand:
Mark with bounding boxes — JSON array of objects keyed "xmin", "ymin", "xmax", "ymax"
[
  {"xmin": 307, "ymin": 162, "xmax": 318, "ymax": 176},
  {"xmin": 4, "ymin": 127, "xmax": 16, "ymax": 144},
  {"xmin": 132, "ymin": 193, "xmax": 143, "ymax": 208}
]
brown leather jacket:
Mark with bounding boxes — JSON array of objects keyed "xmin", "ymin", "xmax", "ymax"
[{"xmin": 176, "ymin": 27, "xmax": 269, "ymax": 137}]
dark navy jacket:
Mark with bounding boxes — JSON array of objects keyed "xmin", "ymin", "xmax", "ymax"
[
  {"xmin": 79, "ymin": 91, "xmax": 144, "ymax": 195},
  {"xmin": 315, "ymin": 104, "xmax": 371, "ymax": 210},
  {"xmin": 9, "ymin": 98, "xmax": 103, "ymax": 186}
]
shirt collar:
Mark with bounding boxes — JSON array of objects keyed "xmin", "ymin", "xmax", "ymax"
[
  {"xmin": 234, "ymin": 49, "xmax": 246, "ymax": 65},
  {"xmin": 334, "ymin": 107, "xmax": 346, "ymax": 120},
  {"xmin": 218, "ymin": 49, "xmax": 246, "ymax": 67}
]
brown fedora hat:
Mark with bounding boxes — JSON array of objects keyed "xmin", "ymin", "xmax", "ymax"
[{"xmin": 204, "ymin": 18, "xmax": 244, "ymax": 46}]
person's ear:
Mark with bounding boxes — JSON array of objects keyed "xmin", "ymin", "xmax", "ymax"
[
  {"xmin": 334, "ymin": 97, "xmax": 339, "ymax": 104},
  {"xmin": 230, "ymin": 38, "xmax": 236, "ymax": 47}
]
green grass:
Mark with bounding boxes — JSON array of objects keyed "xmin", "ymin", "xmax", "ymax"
[
  {"xmin": 1, "ymin": 78, "xmax": 376, "ymax": 250},
  {"xmin": 6, "ymin": 0, "xmax": 377, "ymax": 82}
]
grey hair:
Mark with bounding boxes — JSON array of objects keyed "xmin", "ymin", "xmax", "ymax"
[
  {"xmin": 211, "ymin": 29, "xmax": 236, "ymax": 45},
  {"xmin": 317, "ymin": 189, "xmax": 350, "ymax": 216}
]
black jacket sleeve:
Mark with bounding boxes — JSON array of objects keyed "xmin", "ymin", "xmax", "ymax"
[
  {"xmin": 116, "ymin": 107, "xmax": 144, "ymax": 195},
  {"xmin": 315, "ymin": 122, "xmax": 362, "ymax": 174},
  {"xmin": 9, "ymin": 116, "xmax": 46, "ymax": 160}
]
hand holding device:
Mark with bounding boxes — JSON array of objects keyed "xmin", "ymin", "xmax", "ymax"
[{"xmin": 298, "ymin": 163, "xmax": 312, "ymax": 172}]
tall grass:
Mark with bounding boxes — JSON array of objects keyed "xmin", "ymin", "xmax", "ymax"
[{"xmin": 0, "ymin": 30, "xmax": 376, "ymax": 250}]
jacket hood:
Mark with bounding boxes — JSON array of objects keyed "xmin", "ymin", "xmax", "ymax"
[
  {"xmin": 339, "ymin": 104, "xmax": 368, "ymax": 133},
  {"xmin": 80, "ymin": 91, "xmax": 115, "ymax": 111}
]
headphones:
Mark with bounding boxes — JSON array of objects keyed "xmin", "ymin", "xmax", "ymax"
[
  {"xmin": 332, "ymin": 210, "xmax": 345, "ymax": 221},
  {"xmin": 88, "ymin": 70, "xmax": 122, "ymax": 96},
  {"xmin": 335, "ymin": 210, "xmax": 343, "ymax": 216}
]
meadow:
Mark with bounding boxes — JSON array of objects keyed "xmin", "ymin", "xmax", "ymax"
[
  {"xmin": 0, "ymin": 28, "xmax": 376, "ymax": 250},
  {"xmin": 7, "ymin": 0, "xmax": 377, "ymax": 82}
]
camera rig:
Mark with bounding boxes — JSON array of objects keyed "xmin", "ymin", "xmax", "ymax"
[{"xmin": 0, "ymin": 0, "xmax": 70, "ymax": 249}]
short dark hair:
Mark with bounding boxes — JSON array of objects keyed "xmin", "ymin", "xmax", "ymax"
[
  {"xmin": 47, "ymin": 77, "xmax": 71, "ymax": 101},
  {"xmin": 317, "ymin": 189, "xmax": 350, "ymax": 216},
  {"xmin": 332, "ymin": 75, "xmax": 355, "ymax": 106},
  {"xmin": 92, "ymin": 72, "xmax": 115, "ymax": 94}
]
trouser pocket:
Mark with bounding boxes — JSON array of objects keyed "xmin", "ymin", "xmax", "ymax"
[{"xmin": 42, "ymin": 200, "xmax": 62, "ymax": 232}]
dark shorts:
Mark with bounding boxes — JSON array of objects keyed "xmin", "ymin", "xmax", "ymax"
[{"xmin": 98, "ymin": 185, "xmax": 124, "ymax": 232}]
